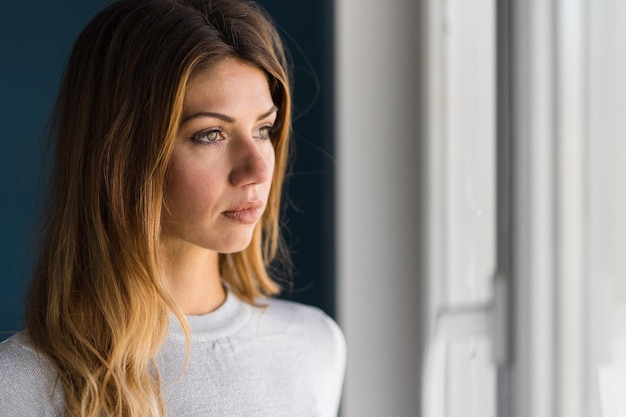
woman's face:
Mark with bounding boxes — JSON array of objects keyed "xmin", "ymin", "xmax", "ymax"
[{"xmin": 161, "ymin": 58, "xmax": 277, "ymax": 254}]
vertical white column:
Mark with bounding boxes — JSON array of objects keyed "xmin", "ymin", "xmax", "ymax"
[
  {"xmin": 556, "ymin": 0, "xmax": 588, "ymax": 416},
  {"xmin": 335, "ymin": 0, "xmax": 422, "ymax": 416},
  {"xmin": 421, "ymin": 0, "xmax": 498, "ymax": 416},
  {"xmin": 511, "ymin": 1, "xmax": 558, "ymax": 416}
]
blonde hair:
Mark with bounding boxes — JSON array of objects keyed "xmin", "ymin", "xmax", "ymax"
[{"xmin": 24, "ymin": 0, "xmax": 292, "ymax": 415}]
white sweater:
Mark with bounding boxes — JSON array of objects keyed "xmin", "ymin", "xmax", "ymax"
[{"xmin": 0, "ymin": 292, "xmax": 346, "ymax": 416}]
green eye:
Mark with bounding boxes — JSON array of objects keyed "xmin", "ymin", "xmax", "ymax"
[
  {"xmin": 259, "ymin": 126, "xmax": 270, "ymax": 139},
  {"xmin": 192, "ymin": 128, "xmax": 224, "ymax": 144},
  {"xmin": 202, "ymin": 130, "xmax": 219, "ymax": 142}
]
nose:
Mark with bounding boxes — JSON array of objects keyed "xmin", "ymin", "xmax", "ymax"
[{"xmin": 229, "ymin": 137, "xmax": 273, "ymax": 187}]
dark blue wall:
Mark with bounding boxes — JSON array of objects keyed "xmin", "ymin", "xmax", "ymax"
[
  {"xmin": 261, "ymin": 0, "xmax": 336, "ymax": 317},
  {"xmin": 0, "ymin": 1, "xmax": 335, "ymax": 341},
  {"xmin": 0, "ymin": 1, "xmax": 115, "ymax": 340}
]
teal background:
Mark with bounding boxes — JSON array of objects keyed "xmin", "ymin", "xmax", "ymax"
[{"xmin": 0, "ymin": 0, "xmax": 335, "ymax": 341}]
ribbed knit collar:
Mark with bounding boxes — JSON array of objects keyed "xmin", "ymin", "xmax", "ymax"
[{"xmin": 168, "ymin": 290, "xmax": 252, "ymax": 342}]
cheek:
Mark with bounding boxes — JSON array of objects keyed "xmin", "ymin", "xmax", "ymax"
[
  {"xmin": 165, "ymin": 154, "xmax": 221, "ymax": 216},
  {"xmin": 265, "ymin": 145, "xmax": 276, "ymax": 182},
  {"xmin": 268, "ymin": 150, "xmax": 276, "ymax": 181},
  {"xmin": 261, "ymin": 150, "xmax": 276, "ymax": 200}
]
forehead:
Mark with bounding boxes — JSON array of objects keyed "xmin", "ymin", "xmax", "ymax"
[{"xmin": 183, "ymin": 59, "xmax": 272, "ymax": 112}]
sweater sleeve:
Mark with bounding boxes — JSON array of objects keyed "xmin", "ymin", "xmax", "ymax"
[
  {"xmin": 0, "ymin": 333, "xmax": 64, "ymax": 417},
  {"xmin": 318, "ymin": 312, "xmax": 347, "ymax": 417}
]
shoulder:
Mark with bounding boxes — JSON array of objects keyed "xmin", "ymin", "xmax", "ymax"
[
  {"xmin": 0, "ymin": 331, "xmax": 53, "ymax": 380},
  {"xmin": 253, "ymin": 298, "xmax": 347, "ymax": 414},
  {"xmin": 251, "ymin": 297, "xmax": 347, "ymax": 374},
  {"xmin": 260, "ymin": 298, "xmax": 345, "ymax": 347},
  {"xmin": 0, "ymin": 332, "xmax": 64, "ymax": 416}
]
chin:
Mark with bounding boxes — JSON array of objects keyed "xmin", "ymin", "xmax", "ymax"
[
  {"xmin": 218, "ymin": 245, "xmax": 252, "ymax": 255},
  {"xmin": 213, "ymin": 233, "xmax": 255, "ymax": 254}
]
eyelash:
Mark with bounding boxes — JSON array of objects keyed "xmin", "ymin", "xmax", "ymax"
[{"xmin": 190, "ymin": 125, "xmax": 277, "ymax": 146}]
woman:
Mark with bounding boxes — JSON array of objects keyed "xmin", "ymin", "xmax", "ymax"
[{"xmin": 0, "ymin": 0, "xmax": 346, "ymax": 416}]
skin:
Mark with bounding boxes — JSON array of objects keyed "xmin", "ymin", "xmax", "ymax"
[{"xmin": 160, "ymin": 58, "xmax": 277, "ymax": 315}]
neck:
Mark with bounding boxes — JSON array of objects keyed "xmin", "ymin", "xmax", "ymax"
[{"xmin": 160, "ymin": 242, "xmax": 226, "ymax": 315}]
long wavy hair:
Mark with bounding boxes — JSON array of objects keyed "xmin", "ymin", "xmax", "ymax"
[{"xmin": 24, "ymin": 0, "xmax": 292, "ymax": 415}]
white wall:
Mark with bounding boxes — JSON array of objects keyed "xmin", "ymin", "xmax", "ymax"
[{"xmin": 335, "ymin": 0, "xmax": 422, "ymax": 415}]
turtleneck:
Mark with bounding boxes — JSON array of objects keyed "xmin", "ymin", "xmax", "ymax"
[
  {"xmin": 168, "ymin": 290, "xmax": 253, "ymax": 342},
  {"xmin": 1, "ymin": 290, "xmax": 346, "ymax": 417}
]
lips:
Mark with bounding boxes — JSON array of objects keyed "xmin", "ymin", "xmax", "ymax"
[{"xmin": 221, "ymin": 201, "xmax": 264, "ymax": 224}]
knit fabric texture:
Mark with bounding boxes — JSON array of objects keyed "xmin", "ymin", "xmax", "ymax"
[{"xmin": 0, "ymin": 291, "xmax": 346, "ymax": 416}]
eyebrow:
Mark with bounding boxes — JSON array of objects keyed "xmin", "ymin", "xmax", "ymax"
[{"xmin": 181, "ymin": 106, "xmax": 278, "ymax": 124}]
